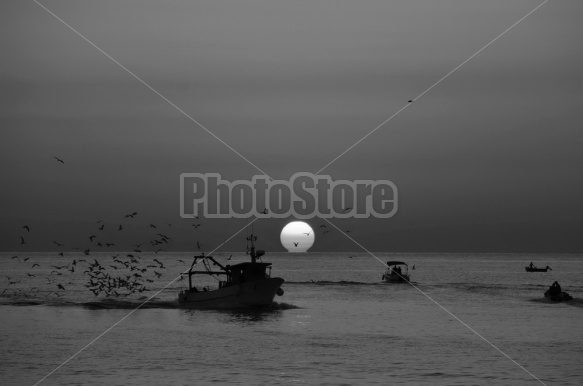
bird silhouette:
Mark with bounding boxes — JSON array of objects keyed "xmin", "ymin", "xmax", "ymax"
[
  {"xmin": 303, "ymin": 232, "xmax": 311, "ymax": 236},
  {"xmin": 408, "ymin": 100, "xmax": 413, "ymax": 103},
  {"xmin": 20, "ymin": 236, "xmax": 26, "ymax": 245},
  {"xmin": 57, "ymin": 283, "xmax": 65, "ymax": 290},
  {"xmin": 118, "ymin": 225, "xmax": 123, "ymax": 231},
  {"xmin": 32, "ymin": 263, "xmax": 40, "ymax": 268},
  {"xmin": 149, "ymin": 224, "xmax": 157, "ymax": 228},
  {"xmin": 89, "ymin": 235, "xmax": 96, "ymax": 241},
  {"xmin": 23, "ymin": 225, "xmax": 30, "ymax": 232},
  {"xmin": 293, "ymin": 242, "xmax": 299, "ymax": 247},
  {"xmin": 98, "ymin": 225, "xmax": 104, "ymax": 231},
  {"xmin": 53, "ymin": 156, "xmax": 64, "ymax": 164},
  {"xmin": 53, "ymin": 241, "xmax": 65, "ymax": 247},
  {"xmin": 227, "ymin": 254, "xmax": 233, "ymax": 261}
]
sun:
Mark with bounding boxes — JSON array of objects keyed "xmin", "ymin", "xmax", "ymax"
[{"xmin": 280, "ymin": 221, "xmax": 315, "ymax": 252}]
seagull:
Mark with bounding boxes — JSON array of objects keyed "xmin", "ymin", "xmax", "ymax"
[
  {"xmin": 408, "ymin": 100, "xmax": 413, "ymax": 103},
  {"xmin": 53, "ymin": 156, "xmax": 64, "ymax": 164},
  {"xmin": 58, "ymin": 252, "xmax": 64, "ymax": 257},
  {"xmin": 57, "ymin": 283, "xmax": 65, "ymax": 290},
  {"xmin": 149, "ymin": 224, "xmax": 157, "ymax": 228},
  {"xmin": 32, "ymin": 263, "xmax": 40, "ymax": 268},
  {"xmin": 23, "ymin": 225, "xmax": 30, "ymax": 232},
  {"xmin": 303, "ymin": 232, "xmax": 311, "ymax": 236},
  {"xmin": 20, "ymin": 236, "xmax": 26, "ymax": 245},
  {"xmin": 98, "ymin": 225, "xmax": 104, "ymax": 231},
  {"xmin": 227, "ymin": 254, "xmax": 232, "ymax": 261},
  {"xmin": 11, "ymin": 255, "xmax": 20, "ymax": 260},
  {"xmin": 89, "ymin": 235, "xmax": 96, "ymax": 242},
  {"xmin": 118, "ymin": 225, "xmax": 123, "ymax": 231},
  {"xmin": 320, "ymin": 225, "xmax": 327, "ymax": 228},
  {"xmin": 293, "ymin": 242, "xmax": 299, "ymax": 247}
]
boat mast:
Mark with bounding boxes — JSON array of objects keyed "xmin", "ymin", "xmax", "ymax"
[{"xmin": 248, "ymin": 234, "xmax": 257, "ymax": 263}]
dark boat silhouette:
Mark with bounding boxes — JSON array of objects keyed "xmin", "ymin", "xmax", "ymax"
[{"xmin": 178, "ymin": 234, "xmax": 284, "ymax": 309}]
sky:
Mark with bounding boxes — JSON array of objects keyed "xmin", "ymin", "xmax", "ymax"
[{"xmin": 1, "ymin": 0, "xmax": 582, "ymax": 253}]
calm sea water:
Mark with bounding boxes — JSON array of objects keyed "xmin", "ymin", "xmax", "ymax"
[{"xmin": 1, "ymin": 252, "xmax": 582, "ymax": 386}]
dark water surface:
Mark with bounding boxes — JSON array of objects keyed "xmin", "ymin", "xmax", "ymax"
[{"xmin": 1, "ymin": 252, "xmax": 582, "ymax": 385}]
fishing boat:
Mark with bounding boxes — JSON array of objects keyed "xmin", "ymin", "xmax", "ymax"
[
  {"xmin": 178, "ymin": 234, "xmax": 284, "ymax": 309},
  {"xmin": 525, "ymin": 265, "xmax": 551, "ymax": 272},
  {"xmin": 382, "ymin": 261, "xmax": 410, "ymax": 283}
]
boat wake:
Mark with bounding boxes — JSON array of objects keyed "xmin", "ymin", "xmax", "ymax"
[{"xmin": 288, "ymin": 280, "xmax": 375, "ymax": 285}]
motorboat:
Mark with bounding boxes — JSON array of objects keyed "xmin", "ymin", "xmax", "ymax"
[
  {"xmin": 382, "ymin": 261, "xmax": 410, "ymax": 283},
  {"xmin": 544, "ymin": 282, "xmax": 572, "ymax": 301},
  {"xmin": 178, "ymin": 234, "xmax": 284, "ymax": 309}
]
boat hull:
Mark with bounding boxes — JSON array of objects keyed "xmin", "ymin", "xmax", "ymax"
[
  {"xmin": 544, "ymin": 289, "xmax": 573, "ymax": 302},
  {"xmin": 382, "ymin": 273, "xmax": 410, "ymax": 283},
  {"xmin": 178, "ymin": 277, "xmax": 284, "ymax": 309},
  {"xmin": 525, "ymin": 267, "xmax": 548, "ymax": 272}
]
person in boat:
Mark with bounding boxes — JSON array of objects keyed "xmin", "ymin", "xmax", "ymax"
[
  {"xmin": 529, "ymin": 262, "xmax": 535, "ymax": 269},
  {"xmin": 549, "ymin": 281, "xmax": 562, "ymax": 296}
]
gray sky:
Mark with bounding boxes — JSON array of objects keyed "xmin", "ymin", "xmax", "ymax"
[{"xmin": 2, "ymin": 0, "xmax": 582, "ymax": 252}]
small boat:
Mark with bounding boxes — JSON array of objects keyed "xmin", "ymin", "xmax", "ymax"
[
  {"xmin": 178, "ymin": 234, "xmax": 284, "ymax": 309},
  {"xmin": 525, "ymin": 265, "xmax": 551, "ymax": 272},
  {"xmin": 544, "ymin": 289, "xmax": 573, "ymax": 302},
  {"xmin": 382, "ymin": 261, "xmax": 410, "ymax": 283}
]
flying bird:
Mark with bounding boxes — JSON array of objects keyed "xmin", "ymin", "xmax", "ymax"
[
  {"xmin": 98, "ymin": 225, "xmax": 104, "ymax": 231},
  {"xmin": 118, "ymin": 225, "xmax": 123, "ymax": 231},
  {"xmin": 22, "ymin": 225, "xmax": 30, "ymax": 232},
  {"xmin": 303, "ymin": 232, "xmax": 311, "ymax": 236},
  {"xmin": 293, "ymin": 242, "xmax": 299, "ymax": 247},
  {"xmin": 20, "ymin": 236, "xmax": 26, "ymax": 245},
  {"xmin": 53, "ymin": 241, "xmax": 65, "ymax": 247},
  {"xmin": 57, "ymin": 283, "xmax": 65, "ymax": 290},
  {"xmin": 408, "ymin": 100, "xmax": 413, "ymax": 103},
  {"xmin": 89, "ymin": 235, "xmax": 96, "ymax": 241},
  {"xmin": 53, "ymin": 156, "xmax": 64, "ymax": 164}
]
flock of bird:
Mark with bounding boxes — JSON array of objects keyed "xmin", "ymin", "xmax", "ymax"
[
  {"xmin": 3, "ymin": 209, "xmax": 207, "ymax": 300},
  {"xmin": 0, "ymin": 155, "xmax": 357, "ymax": 299}
]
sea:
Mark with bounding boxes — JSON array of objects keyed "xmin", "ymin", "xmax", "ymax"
[{"xmin": 1, "ymin": 251, "xmax": 582, "ymax": 386}]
